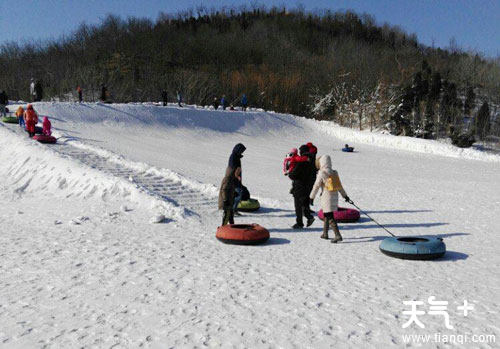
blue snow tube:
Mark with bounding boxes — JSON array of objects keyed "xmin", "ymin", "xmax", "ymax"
[
  {"xmin": 379, "ymin": 237, "xmax": 446, "ymax": 260},
  {"xmin": 342, "ymin": 147, "xmax": 354, "ymax": 152}
]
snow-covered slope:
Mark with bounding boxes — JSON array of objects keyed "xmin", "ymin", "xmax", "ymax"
[{"xmin": 1, "ymin": 102, "xmax": 499, "ymax": 348}]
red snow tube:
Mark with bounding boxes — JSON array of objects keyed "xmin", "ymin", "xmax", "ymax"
[
  {"xmin": 216, "ymin": 224, "xmax": 270, "ymax": 245},
  {"xmin": 33, "ymin": 135, "xmax": 57, "ymax": 144},
  {"xmin": 318, "ymin": 207, "xmax": 360, "ymax": 223}
]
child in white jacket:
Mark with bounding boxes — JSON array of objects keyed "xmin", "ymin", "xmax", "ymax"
[{"xmin": 310, "ymin": 155, "xmax": 351, "ymax": 243}]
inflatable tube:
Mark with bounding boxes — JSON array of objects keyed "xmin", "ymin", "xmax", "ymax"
[
  {"xmin": 237, "ymin": 198, "xmax": 260, "ymax": 212},
  {"xmin": 33, "ymin": 135, "xmax": 57, "ymax": 144},
  {"xmin": 2, "ymin": 116, "xmax": 18, "ymax": 124},
  {"xmin": 342, "ymin": 147, "xmax": 354, "ymax": 152},
  {"xmin": 379, "ymin": 237, "xmax": 446, "ymax": 260},
  {"xmin": 318, "ymin": 207, "xmax": 360, "ymax": 223},
  {"xmin": 216, "ymin": 224, "xmax": 269, "ymax": 245}
]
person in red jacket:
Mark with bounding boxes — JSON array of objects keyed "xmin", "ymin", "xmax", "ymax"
[
  {"xmin": 24, "ymin": 104, "xmax": 38, "ymax": 137},
  {"xmin": 283, "ymin": 148, "xmax": 309, "ymax": 176},
  {"xmin": 42, "ymin": 116, "xmax": 52, "ymax": 136}
]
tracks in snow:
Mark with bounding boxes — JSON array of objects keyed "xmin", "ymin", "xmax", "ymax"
[{"xmin": 1, "ymin": 124, "xmax": 218, "ymax": 218}]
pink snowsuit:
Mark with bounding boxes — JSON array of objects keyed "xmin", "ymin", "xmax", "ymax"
[
  {"xmin": 42, "ymin": 116, "xmax": 52, "ymax": 136},
  {"xmin": 283, "ymin": 148, "xmax": 308, "ymax": 175}
]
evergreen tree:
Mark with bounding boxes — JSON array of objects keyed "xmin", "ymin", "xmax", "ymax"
[
  {"xmin": 423, "ymin": 98, "xmax": 435, "ymax": 139},
  {"xmin": 391, "ymin": 86, "xmax": 414, "ymax": 136},
  {"xmin": 464, "ymin": 86, "xmax": 475, "ymax": 116},
  {"xmin": 428, "ymin": 72, "xmax": 442, "ymax": 101}
]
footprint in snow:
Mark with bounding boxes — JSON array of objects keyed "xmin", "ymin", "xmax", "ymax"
[{"xmin": 69, "ymin": 216, "xmax": 90, "ymax": 225}]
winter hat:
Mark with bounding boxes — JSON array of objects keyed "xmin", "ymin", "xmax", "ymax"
[
  {"xmin": 307, "ymin": 142, "xmax": 317, "ymax": 154},
  {"xmin": 299, "ymin": 144, "xmax": 309, "ymax": 156}
]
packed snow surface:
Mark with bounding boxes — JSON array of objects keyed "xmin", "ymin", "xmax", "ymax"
[{"xmin": 1, "ymin": 102, "xmax": 499, "ymax": 348}]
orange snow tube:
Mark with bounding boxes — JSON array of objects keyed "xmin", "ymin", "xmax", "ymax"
[{"xmin": 216, "ymin": 224, "xmax": 270, "ymax": 245}]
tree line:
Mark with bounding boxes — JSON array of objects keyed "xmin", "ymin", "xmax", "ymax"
[{"xmin": 0, "ymin": 5, "xmax": 499, "ymax": 145}]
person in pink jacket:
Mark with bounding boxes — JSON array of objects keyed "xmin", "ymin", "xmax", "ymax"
[{"xmin": 42, "ymin": 116, "xmax": 52, "ymax": 136}]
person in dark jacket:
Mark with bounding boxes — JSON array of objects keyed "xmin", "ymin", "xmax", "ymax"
[
  {"xmin": 213, "ymin": 97, "xmax": 219, "ymax": 110},
  {"xmin": 221, "ymin": 95, "xmax": 227, "ymax": 110},
  {"xmin": 34, "ymin": 81, "xmax": 43, "ymax": 102},
  {"xmin": 0, "ymin": 90, "xmax": 8, "ymax": 117},
  {"xmin": 241, "ymin": 94, "xmax": 248, "ymax": 111},
  {"xmin": 77, "ymin": 86, "xmax": 83, "ymax": 102},
  {"xmin": 288, "ymin": 144, "xmax": 316, "ymax": 229},
  {"xmin": 100, "ymin": 85, "xmax": 107, "ymax": 102},
  {"xmin": 162, "ymin": 90, "xmax": 168, "ymax": 106},
  {"xmin": 177, "ymin": 91, "xmax": 182, "ymax": 107},
  {"xmin": 218, "ymin": 143, "xmax": 246, "ymax": 225}
]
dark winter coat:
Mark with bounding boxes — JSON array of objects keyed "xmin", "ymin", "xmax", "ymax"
[
  {"xmin": 0, "ymin": 91, "xmax": 8, "ymax": 105},
  {"xmin": 218, "ymin": 143, "xmax": 246, "ymax": 209},
  {"xmin": 289, "ymin": 147, "xmax": 316, "ymax": 199},
  {"xmin": 34, "ymin": 82, "xmax": 43, "ymax": 101},
  {"xmin": 100, "ymin": 86, "xmax": 107, "ymax": 101}
]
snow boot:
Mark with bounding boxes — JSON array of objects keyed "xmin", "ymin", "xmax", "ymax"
[
  {"xmin": 306, "ymin": 217, "xmax": 315, "ymax": 227},
  {"xmin": 292, "ymin": 223, "xmax": 304, "ymax": 229},
  {"xmin": 320, "ymin": 218, "xmax": 329, "ymax": 239},
  {"xmin": 330, "ymin": 218, "xmax": 343, "ymax": 243}
]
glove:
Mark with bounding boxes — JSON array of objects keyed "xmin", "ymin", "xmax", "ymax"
[
  {"xmin": 309, "ymin": 198, "xmax": 314, "ymax": 206},
  {"xmin": 223, "ymin": 200, "xmax": 230, "ymax": 208},
  {"xmin": 344, "ymin": 196, "xmax": 353, "ymax": 204}
]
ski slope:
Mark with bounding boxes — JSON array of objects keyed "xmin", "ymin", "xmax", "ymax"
[{"xmin": 1, "ymin": 102, "xmax": 499, "ymax": 348}]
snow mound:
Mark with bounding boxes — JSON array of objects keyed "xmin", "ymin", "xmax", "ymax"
[
  {"xmin": 309, "ymin": 119, "xmax": 500, "ymax": 162},
  {"xmin": 0, "ymin": 124, "xmax": 184, "ymax": 221}
]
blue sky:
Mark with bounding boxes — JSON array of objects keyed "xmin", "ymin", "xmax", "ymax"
[{"xmin": 0, "ymin": 0, "xmax": 499, "ymax": 57}]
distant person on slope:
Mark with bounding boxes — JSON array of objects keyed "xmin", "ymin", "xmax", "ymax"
[
  {"xmin": 24, "ymin": 104, "xmax": 38, "ymax": 138},
  {"xmin": 100, "ymin": 84, "xmax": 107, "ymax": 102},
  {"xmin": 310, "ymin": 155, "xmax": 351, "ymax": 243},
  {"xmin": 162, "ymin": 90, "xmax": 168, "ymax": 106},
  {"xmin": 42, "ymin": 116, "xmax": 52, "ymax": 136},
  {"xmin": 221, "ymin": 95, "xmax": 227, "ymax": 110},
  {"xmin": 0, "ymin": 90, "xmax": 8, "ymax": 117},
  {"xmin": 77, "ymin": 86, "xmax": 83, "ymax": 102},
  {"xmin": 177, "ymin": 91, "xmax": 182, "ymax": 107},
  {"xmin": 241, "ymin": 93, "xmax": 248, "ymax": 111},
  {"xmin": 219, "ymin": 143, "xmax": 246, "ymax": 225},
  {"xmin": 212, "ymin": 97, "xmax": 219, "ymax": 110},
  {"xmin": 34, "ymin": 80, "xmax": 43, "ymax": 102},
  {"xmin": 16, "ymin": 106, "xmax": 25, "ymax": 128},
  {"xmin": 30, "ymin": 78, "xmax": 35, "ymax": 101},
  {"xmin": 288, "ymin": 144, "xmax": 316, "ymax": 229}
]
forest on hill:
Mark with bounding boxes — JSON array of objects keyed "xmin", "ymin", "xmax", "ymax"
[{"xmin": 1, "ymin": 5, "xmax": 499, "ymax": 144}]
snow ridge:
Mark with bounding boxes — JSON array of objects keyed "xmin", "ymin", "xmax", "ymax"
[{"xmin": 0, "ymin": 124, "xmax": 185, "ymax": 221}]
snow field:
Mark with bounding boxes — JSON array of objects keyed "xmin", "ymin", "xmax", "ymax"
[{"xmin": 0, "ymin": 102, "xmax": 499, "ymax": 348}]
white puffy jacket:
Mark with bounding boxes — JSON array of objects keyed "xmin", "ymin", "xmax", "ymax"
[{"xmin": 310, "ymin": 155, "xmax": 347, "ymax": 213}]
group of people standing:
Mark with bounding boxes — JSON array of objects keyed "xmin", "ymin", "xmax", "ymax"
[
  {"xmin": 286, "ymin": 142, "xmax": 352, "ymax": 242},
  {"xmin": 213, "ymin": 94, "xmax": 248, "ymax": 111},
  {"xmin": 219, "ymin": 142, "xmax": 352, "ymax": 243},
  {"xmin": 15, "ymin": 104, "xmax": 52, "ymax": 138}
]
